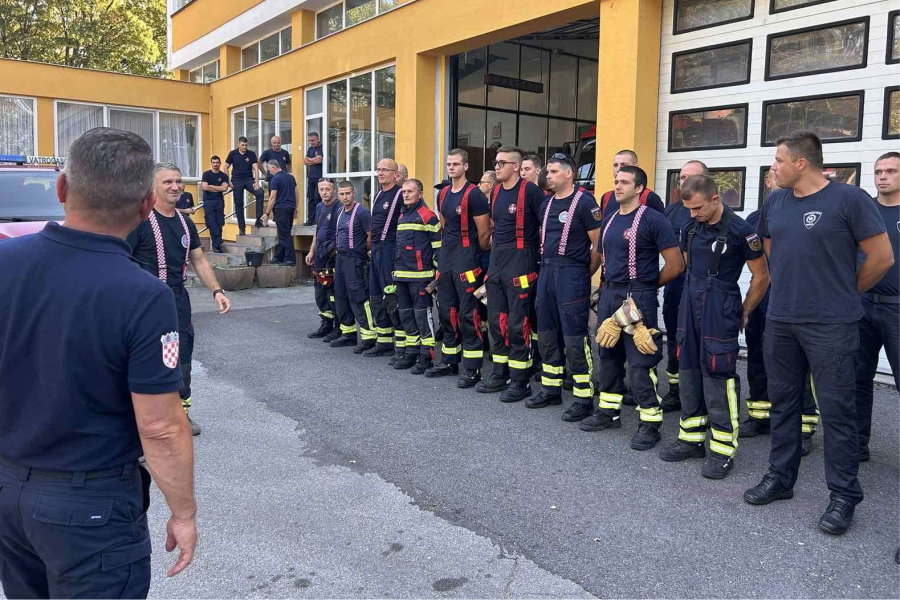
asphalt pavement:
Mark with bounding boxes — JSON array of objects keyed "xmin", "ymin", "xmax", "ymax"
[{"xmin": 148, "ymin": 285, "xmax": 899, "ymax": 598}]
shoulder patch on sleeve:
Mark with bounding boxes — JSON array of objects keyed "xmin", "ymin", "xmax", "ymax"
[
  {"xmin": 746, "ymin": 232, "xmax": 761, "ymax": 251},
  {"xmin": 590, "ymin": 206, "xmax": 602, "ymax": 221}
]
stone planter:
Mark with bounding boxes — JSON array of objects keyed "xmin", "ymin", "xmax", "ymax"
[
  {"xmin": 214, "ymin": 265, "xmax": 256, "ymax": 291},
  {"xmin": 256, "ymin": 264, "xmax": 296, "ymax": 288}
]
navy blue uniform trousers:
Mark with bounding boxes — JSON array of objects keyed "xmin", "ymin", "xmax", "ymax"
[
  {"xmin": 369, "ymin": 241, "xmax": 402, "ymax": 350},
  {"xmin": 272, "ymin": 207, "xmax": 296, "ymax": 264},
  {"xmin": 855, "ymin": 297, "xmax": 900, "ymax": 449},
  {"xmin": 172, "ymin": 285, "xmax": 194, "ymax": 405},
  {"xmin": 204, "ymin": 199, "xmax": 225, "ymax": 250},
  {"xmin": 662, "ymin": 274, "xmax": 684, "ymax": 386},
  {"xmin": 231, "ymin": 178, "xmax": 264, "ymax": 231},
  {"xmin": 0, "ymin": 461, "xmax": 152, "ymax": 599}
]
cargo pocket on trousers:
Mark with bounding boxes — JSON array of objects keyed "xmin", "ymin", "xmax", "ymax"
[
  {"xmin": 101, "ymin": 537, "xmax": 152, "ymax": 572},
  {"xmin": 33, "ymin": 494, "xmax": 114, "ymax": 527},
  {"xmin": 703, "ymin": 337, "xmax": 739, "ymax": 376}
]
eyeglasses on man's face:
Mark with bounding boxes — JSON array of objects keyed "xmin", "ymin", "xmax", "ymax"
[
  {"xmin": 376, "ymin": 168, "xmax": 397, "ymax": 173},
  {"xmin": 492, "ymin": 160, "xmax": 514, "ymax": 169}
]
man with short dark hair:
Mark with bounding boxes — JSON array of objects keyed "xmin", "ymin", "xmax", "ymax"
[
  {"xmin": 262, "ymin": 160, "xmax": 298, "ymax": 266},
  {"xmin": 306, "ymin": 180, "xmax": 342, "ymax": 340},
  {"xmin": 599, "ymin": 149, "xmax": 665, "ymax": 219},
  {"xmin": 521, "ymin": 154, "xmax": 542, "ymax": 187},
  {"xmin": 855, "ymin": 151, "xmax": 900, "ymax": 462},
  {"xmin": 302, "ymin": 132, "xmax": 324, "ymax": 226},
  {"xmin": 0, "ymin": 128, "xmax": 197, "ymax": 598},
  {"xmin": 226, "ymin": 136, "xmax": 264, "ymax": 235},
  {"xmin": 175, "ymin": 188, "xmax": 195, "ymax": 218},
  {"xmin": 259, "ymin": 135, "xmax": 292, "ymax": 227},
  {"xmin": 744, "ymin": 131, "xmax": 893, "ymax": 536},
  {"xmin": 201, "ymin": 155, "xmax": 229, "ymax": 253}
]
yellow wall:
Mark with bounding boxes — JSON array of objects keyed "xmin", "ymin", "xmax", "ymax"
[{"xmin": 171, "ymin": 0, "xmax": 268, "ymax": 52}]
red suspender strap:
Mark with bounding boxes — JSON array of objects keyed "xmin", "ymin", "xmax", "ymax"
[
  {"xmin": 438, "ymin": 186, "xmax": 449, "ymax": 213},
  {"xmin": 602, "ymin": 191, "xmax": 613, "ymax": 215},
  {"xmin": 515, "ymin": 180, "xmax": 526, "ymax": 250},
  {"xmin": 460, "ymin": 183, "xmax": 473, "ymax": 248},
  {"xmin": 640, "ymin": 188, "xmax": 650, "ymax": 205},
  {"xmin": 491, "ymin": 185, "xmax": 501, "ymax": 219}
]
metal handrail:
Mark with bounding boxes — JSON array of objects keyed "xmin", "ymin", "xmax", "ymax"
[{"xmin": 196, "ymin": 189, "xmax": 261, "ymax": 235}]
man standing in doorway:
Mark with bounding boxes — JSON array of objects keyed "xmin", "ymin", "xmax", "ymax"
[
  {"xmin": 201, "ymin": 155, "xmax": 229, "ymax": 254},
  {"xmin": 261, "ymin": 160, "xmax": 298, "ymax": 266},
  {"xmin": 259, "ymin": 135, "xmax": 292, "ymax": 227},
  {"xmin": 226, "ymin": 136, "xmax": 264, "ymax": 236},
  {"xmin": 303, "ymin": 132, "xmax": 324, "ymax": 226}
]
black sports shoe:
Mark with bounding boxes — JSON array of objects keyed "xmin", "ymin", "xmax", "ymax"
[
  {"xmin": 457, "ymin": 369, "xmax": 482, "ymax": 389},
  {"xmin": 410, "ymin": 357, "xmax": 432, "ymax": 375},
  {"xmin": 284, "ymin": 261, "xmax": 296, "ymax": 267},
  {"xmin": 353, "ymin": 341, "xmax": 375, "ymax": 354},
  {"xmin": 859, "ymin": 445, "xmax": 871, "ymax": 462},
  {"xmin": 579, "ymin": 410, "xmax": 622, "ymax": 432},
  {"xmin": 801, "ymin": 433, "xmax": 814, "ymax": 457},
  {"xmin": 308, "ymin": 320, "xmax": 333, "ymax": 339},
  {"xmin": 255, "ymin": 219, "xmax": 264, "ymax": 228},
  {"xmin": 302, "ymin": 219, "xmax": 315, "ymax": 227},
  {"xmin": 659, "ymin": 440, "xmax": 705, "ymax": 462},
  {"xmin": 363, "ymin": 345, "xmax": 393, "ymax": 357},
  {"xmin": 329, "ymin": 335, "xmax": 356, "ymax": 348},
  {"xmin": 659, "ymin": 385, "xmax": 681, "ymax": 413},
  {"xmin": 525, "ymin": 392, "xmax": 562, "ymax": 409},
  {"xmin": 561, "ymin": 402, "xmax": 593, "ymax": 422},
  {"xmin": 500, "ymin": 381, "xmax": 531, "ymax": 403},
  {"xmin": 393, "ymin": 354, "xmax": 417, "ymax": 370},
  {"xmin": 819, "ymin": 495, "xmax": 856, "ymax": 535},
  {"xmin": 622, "ymin": 389, "xmax": 636, "ymax": 406},
  {"xmin": 425, "ymin": 362, "xmax": 458, "ymax": 378},
  {"xmin": 701, "ymin": 453, "xmax": 734, "ymax": 479},
  {"xmin": 476, "ymin": 373, "xmax": 509, "ymax": 393},
  {"xmin": 631, "ymin": 423, "xmax": 661, "ymax": 451},
  {"xmin": 268, "ymin": 259, "xmax": 284, "ymax": 265},
  {"xmin": 738, "ymin": 418, "xmax": 770, "ymax": 438},
  {"xmin": 744, "ymin": 472, "xmax": 794, "ymax": 505},
  {"xmin": 323, "ymin": 328, "xmax": 342, "ymax": 343}
]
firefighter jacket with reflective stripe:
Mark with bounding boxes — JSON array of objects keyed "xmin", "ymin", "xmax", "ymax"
[{"xmin": 393, "ymin": 199, "xmax": 442, "ymax": 281}]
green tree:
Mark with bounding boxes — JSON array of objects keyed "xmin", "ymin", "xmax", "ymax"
[{"xmin": 0, "ymin": 0, "xmax": 168, "ymax": 77}]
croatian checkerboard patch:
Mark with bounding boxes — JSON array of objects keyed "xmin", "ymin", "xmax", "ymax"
[{"xmin": 161, "ymin": 331, "xmax": 180, "ymax": 369}]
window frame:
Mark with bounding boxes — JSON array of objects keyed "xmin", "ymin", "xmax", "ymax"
[
  {"xmin": 883, "ymin": 86, "xmax": 899, "ymax": 140},
  {"xmin": 666, "ymin": 167, "xmax": 746, "ymax": 211},
  {"xmin": 240, "ymin": 25, "xmax": 293, "ymax": 70},
  {"xmin": 314, "ymin": 0, "xmax": 395, "ymax": 40},
  {"xmin": 888, "ymin": 10, "xmax": 899, "ymax": 65},
  {"xmin": 0, "ymin": 94, "xmax": 38, "ymax": 157},
  {"xmin": 667, "ymin": 102, "xmax": 750, "ymax": 153},
  {"xmin": 764, "ymin": 17, "xmax": 870, "ymax": 82},
  {"xmin": 822, "ymin": 163, "xmax": 863, "ymax": 186},
  {"xmin": 670, "ymin": 38, "xmax": 753, "ymax": 94},
  {"xmin": 769, "ymin": 0, "xmax": 837, "ymax": 15},
  {"xmin": 672, "ymin": 0, "xmax": 754, "ymax": 36},
  {"xmin": 760, "ymin": 90, "xmax": 865, "ymax": 147},
  {"xmin": 188, "ymin": 59, "xmax": 219, "ymax": 83}
]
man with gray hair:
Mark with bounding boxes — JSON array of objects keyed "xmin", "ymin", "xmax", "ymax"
[
  {"xmin": 261, "ymin": 159, "xmax": 298, "ymax": 266},
  {"xmin": 128, "ymin": 162, "xmax": 232, "ymax": 436},
  {"xmin": 0, "ymin": 128, "xmax": 197, "ymax": 597}
]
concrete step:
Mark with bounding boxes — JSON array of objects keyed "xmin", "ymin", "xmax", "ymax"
[
  {"xmin": 246, "ymin": 225, "xmax": 278, "ymax": 238},
  {"xmin": 239, "ymin": 234, "xmax": 271, "ymax": 249},
  {"xmin": 224, "ymin": 242, "xmax": 265, "ymax": 255},
  {"xmin": 206, "ymin": 252, "xmax": 247, "ymax": 267},
  {"xmin": 291, "ymin": 224, "xmax": 316, "ymax": 237}
]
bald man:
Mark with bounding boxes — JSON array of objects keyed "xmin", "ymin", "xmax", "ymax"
[
  {"xmin": 367, "ymin": 157, "xmax": 406, "ymax": 358},
  {"xmin": 396, "ymin": 164, "xmax": 408, "ymax": 187}
]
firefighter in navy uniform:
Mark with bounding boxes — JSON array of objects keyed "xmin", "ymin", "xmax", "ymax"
[
  {"xmin": 389, "ymin": 179, "xmax": 442, "ymax": 374},
  {"xmin": 525, "ymin": 154, "xmax": 602, "ymax": 413},
  {"xmin": 366, "ymin": 158, "xmax": 405, "ymax": 358},
  {"xmin": 659, "ymin": 160, "xmax": 708, "ymax": 413},
  {"xmin": 586, "ymin": 166, "xmax": 683, "ymax": 450},
  {"xmin": 744, "ymin": 132, "xmax": 893, "ymax": 536},
  {"xmin": 305, "ymin": 180, "xmax": 342, "ymax": 339},
  {"xmin": 128, "ymin": 163, "xmax": 232, "ymax": 437},
  {"xmin": 427, "ymin": 149, "xmax": 492, "ymax": 387},
  {"xmin": 330, "ymin": 181, "xmax": 376, "ymax": 351},
  {"xmin": 478, "ymin": 146, "xmax": 545, "ymax": 402},
  {"xmin": 657, "ymin": 175, "xmax": 769, "ymax": 478}
]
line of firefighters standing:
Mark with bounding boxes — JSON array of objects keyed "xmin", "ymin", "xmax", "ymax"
[{"xmin": 302, "ymin": 140, "xmax": 898, "ymax": 538}]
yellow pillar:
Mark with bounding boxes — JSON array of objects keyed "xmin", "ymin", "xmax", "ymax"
[
  {"xmin": 219, "ymin": 45, "xmax": 242, "ymax": 76},
  {"xmin": 36, "ymin": 98, "xmax": 55, "ymax": 156},
  {"xmin": 173, "ymin": 69, "xmax": 191, "ymax": 82},
  {"xmin": 291, "ymin": 9, "xmax": 317, "ymax": 46},
  {"xmin": 595, "ymin": 0, "xmax": 662, "ymax": 194},
  {"xmin": 395, "ymin": 52, "xmax": 438, "ymax": 199}
]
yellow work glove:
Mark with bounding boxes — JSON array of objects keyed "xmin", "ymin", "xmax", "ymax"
[
  {"xmin": 632, "ymin": 321, "xmax": 660, "ymax": 355},
  {"xmin": 595, "ymin": 317, "xmax": 622, "ymax": 348}
]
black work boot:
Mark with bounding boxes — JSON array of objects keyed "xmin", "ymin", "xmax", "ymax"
[
  {"xmin": 579, "ymin": 409, "xmax": 621, "ymax": 431},
  {"xmin": 388, "ymin": 347, "xmax": 404, "ymax": 366},
  {"xmin": 410, "ymin": 355, "xmax": 432, "ymax": 375},
  {"xmin": 363, "ymin": 345, "xmax": 393, "ymax": 357},
  {"xmin": 500, "ymin": 380, "xmax": 531, "ymax": 403},
  {"xmin": 353, "ymin": 340, "xmax": 375, "ymax": 354},
  {"xmin": 743, "ymin": 472, "xmax": 794, "ymax": 505},
  {"xmin": 739, "ymin": 418, "xmax": 770, "ymax": 438},
  {"xmin": 457, "ymin": 369, "xmax": 482, "ymax": 389},
  {"xmin": 425, "ymin": 362, "xmax": 458, "ymax": 378},
  {"xmin": 659, "ymin": 384, "xmax": 681, "ymax": 413},
  {"xmin": 859, "ymin": 445, "xmax": 871, "ymax": 462},
  {"xmin": 659, "ymin": 440, "xmax": 705, "ymax": 462},
  {"xmin": 525, "ymin": 391, "xmax": 562, "ymax": 408},
  {"xmin": 631, "ymin": 423, "xmax": 661, "ymax": 451},
  {"xmin": 323, "ymin": 328, "xmax": 343, "ymax": 343},
  {"xmin": 476, "ymin": 372, "xmax": 509, "ymax": 393},
  {"xmin": 393, "ymin": 354, "xmax": 417, "ymax": 370},
  {"xmin": 801, "ymin": 432, "xmax": 814, "ymax": 457},
  {"xmin": 329, "ymin": 335, "xmax": 356, "ymax": 347},
  {"xmin": 561, "ymin": 402, "xmax": 593, "ymax": 422},
  {"xmin": 819, "ymin": 495, "xmax": 856, "ymax": 535},
  {"xmin": 308, "ymin": 319, "xmax": 333, "ymax": 339},
  {"xmin": 701, "ymin": 452, "xmax": 734, "ymax": 479}
]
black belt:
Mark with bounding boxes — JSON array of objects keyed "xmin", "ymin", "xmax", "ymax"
[
  {"xmin": 0, "ymin": 454, "xmax": 137, "ymax": 482},
  {"xmin": 603, "ymin": 280, "xmax": 657, "ymax": 292},
  {"xmin": 863, "ymin": 292, "xmax": 900, "ymax": 304}
]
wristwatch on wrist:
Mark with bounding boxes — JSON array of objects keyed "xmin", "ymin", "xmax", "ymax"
[{"xmin": 212, "ymin": 288, "xmax": 225, "ymax": 298}]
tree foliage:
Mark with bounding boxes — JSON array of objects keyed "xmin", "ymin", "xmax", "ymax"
[{"xmin": 0, "ymin": 0, "xmax": 168, "ymax": 77}]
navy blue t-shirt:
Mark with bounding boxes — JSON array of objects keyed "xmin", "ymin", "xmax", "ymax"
[
  {"xmin": 336, "ymin": 202, "xmax": 371, "ymax": 257},
  {"xmin": 127, "ymin": 210, "xmax": 202, "ymax": 287},
  {"xmin": 269, "ymin": 171, "xmax": 297, "ymax": 210},
  {"xmin": 371, "ymin": 185, "xmax": 403, "ymax": 244},
  {"xmin": 491, "ymin": 178, "xmax": 544, "ymax": 249},
  {"xmin": 315, "ymin": 200, "xmax": 340, "ymax": 243},
  {"xmin": 175, "ymin": 191, "xmax": 194, "ymax": 211},
  {"xmin": 758, "ymin": 181, "xmax": 886, "ymax": 323},
  {"xmin": 0, "ymin": 223, "xmax": 182, "ymax": 471},
  {"xmin": 599, "ymin": 204, "xmax": 678, "ymax": 284},
  {"xmin": 201, "ymin": 169, "xmax": 229, "ymax": 202},
  {"xmin": 260, "ymin": 148, "xmax": 291, "ymax": 182},
  {"xmin": 306, "ymin": 145, "xmax": 323, "ymax": 180},
  {"xmin": 860, "ymin": 198, "xmax": 899, "ymax": 296},
  {"xmin": 680, "ymin": 206, "xmax": 764, "ymax": 284},
  {"xmin": 540, "ymin": 187, "xmax": 602, "ymax": 265},
  {"xmin": 439, "ymin": 183, "xmax": 490, "ymax": 248},
  {"xmin": 226, "ymin": 149, "xmax": 258, "ymax": 180}
]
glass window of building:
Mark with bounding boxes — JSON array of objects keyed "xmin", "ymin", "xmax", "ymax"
[
  {"xmin": 347, "ymin": 0, "xmax": 376, "ymax": 27},
  {"xmin": 260, "ymin": 33, "xmax": 281, "ymax": 63},
  {"xmin": 549, "ymin": 53, "xmax": 577, "ymax": 119},
  {"xmin": 242, "ymin": 27, "xmax": 292, "ymax": 69},
  {"xmin": 487, "ymin": 43, "xmax": 519, "ymax": 111},
  {"xmin": 241, "ymin": 45, "xmax": 259, "ymax": 69},
  {"xmin": 281, "ymin": 27, "xmax": 292, "ymax": 53},
  {"xmin": 674, "ymin": 0, "xmax": 753, "ymax": 34},
  {"xmin": 771, "ymin": 0, "xmax": 836, "ymax": 13},
  {"xmin": 889, "ymin": 11, "xmax": 900, "ymax": 64},
  {"xmin": 0, "ymin": 95, "xmax": 36, "ymax": 156},
  {"xmin": 109, "ymin": 108, "xmax": 156, "ymax": 154},
  {"xmin": 159, "ymin": 113, "xmax": 200, "ymax": 179},
  {"xmin": 765, "ymin": 19, "xmax": 868, "ymax": 80},
  {"xmin": 762, "ymin": 92, "xmax": 863, "ymax": 145},
  {"xmin": 375, "ymin": 66, "xmax": 395, "ymax": 164},
  {"xmin": 519, "ymin": 46, "xmax": 549, "ymax": 115},
  {"xmin": 189, "ymin": 60, "xmax": 219, "ymax": 83},
  {"xmin": 884, "ymin": 87, "xmax": 899, "ymax": 139},
  {"xmin": 671, "ymin": 40, "xmax": 751, "ymax": 93},
  {"xmin": 668, "ymin": 104, "xmax": 748, "ymax": 151}
]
